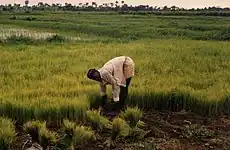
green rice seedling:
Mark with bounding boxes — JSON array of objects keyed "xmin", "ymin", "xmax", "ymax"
[
  {"xmin": 39, "ymin": 127, "xmax": 58, "ymax": 148},
  {"xmin": 86, "ymin": 108, "xmax": 112, "ymax": 133},
  {"xmin": 120, "ymin": 106, "xmax": 143, "ymax": 129},
  {"xmin": 104, "ymin": 117, "xmax": 128, "ymax": 148},
  {"xmin": 59, "ymin": 119, "xmax": 76, "ymax": 149},
  {"xmin": 24, "ymin": 120, "xmax": 46, "ymax": 142},
  {"xmin": 0, "ymin": 117, "xmax": 16, "ymax": 150},
  {"xmin": 24, "ymin": 120, "xmax": 58, "ymax": 148},
  {"xmin": 62, "ymin": 119, "xmax": 76, "ymax": 137},
  {"xmin": 120, "ymin": 107, "xmax": 150, "ymax": 141},
  {"xmin": 60, "ymin": 119, "xmax": 96, "ymax": 150},
  {"xmin": 73, "ymin": 125, "xmax": 96, "ymax": 145}
]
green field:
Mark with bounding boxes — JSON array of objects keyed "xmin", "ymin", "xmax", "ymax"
[{"xmin": 0, "ymin": 12, "xmax": 230, "ymax": 149}]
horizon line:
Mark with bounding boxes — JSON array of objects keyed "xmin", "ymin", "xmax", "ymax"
[{"xmin": 0, "ymin": 2, "xmax": 229, "ymax": 9}]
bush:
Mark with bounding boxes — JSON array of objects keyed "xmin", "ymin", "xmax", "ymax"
[{"xmin": 46, "ymin": 34, "xmax": 67, "ymax": 43}]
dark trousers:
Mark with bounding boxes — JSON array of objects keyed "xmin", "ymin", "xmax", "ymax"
[
  {"xmin": 102, "ymin": 78, "xmax": 132, "ymax": 112},
  {"xmin": 110, "ymin": 77, "xmax": 132, "ymax": 112},
  {"xmin": 118, "ymin": 77, "xmax": 132, "ymax": 108}
]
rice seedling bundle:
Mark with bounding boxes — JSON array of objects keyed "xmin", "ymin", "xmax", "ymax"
[{"xmin": 0, "ymin": 117, "xmax": 16, "ymax": 150}]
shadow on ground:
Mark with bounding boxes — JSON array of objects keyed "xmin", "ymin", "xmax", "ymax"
[{"xmin": 88, "ymin": 89, "xmax": 230, "ymax": 117}]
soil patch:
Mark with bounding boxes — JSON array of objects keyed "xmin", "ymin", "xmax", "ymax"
[{"xmin": 9, "ymin": 109, "xmax": 230, "ymax": 150}]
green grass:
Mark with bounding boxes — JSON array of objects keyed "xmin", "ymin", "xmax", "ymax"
[
  {"xmin": 0, "ymin": 39, "xmax": 230, "ymax": 117},
  {"xmin": 1, "ymin": 12, "xmax": 230, "ymax": 41},
  {"xmin": 0, "ymin": 11, "xmax": 229, "ymax": 126}
]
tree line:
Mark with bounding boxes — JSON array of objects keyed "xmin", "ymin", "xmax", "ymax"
[{"xmin": 1, "ymin": 0, "xmax": 230, "ymax": 16}]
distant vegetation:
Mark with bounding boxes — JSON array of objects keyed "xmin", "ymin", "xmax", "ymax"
[
  {"xmin": 1, "ymin": 12, "xmax": 230, "ymax": 42},
  {"xmin": 1, "ymin": 0, "xmax": 230, "ymax": 16}
]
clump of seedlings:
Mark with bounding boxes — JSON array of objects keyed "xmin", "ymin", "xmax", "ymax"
[
  {"xmin": 104, "ymin": 117, "xmax": 128, "ymax": 148},
  {"xmin": 120, "ymin": 106, "xmax": 150, "ymax": 141},
  {"xmin": 23, "ymin": 120, "xmax": 58, "ymax": 149},
  {"xmin": 0, "ymin": 117, "xmax": 16, "ymax": 150},
  {"xmin": 60, "ymin": 119, "xmax": 96, "ymax": 150},
  {"xmin": 86, "ymin": 108, "xmax": 112, "ymax": 133}
]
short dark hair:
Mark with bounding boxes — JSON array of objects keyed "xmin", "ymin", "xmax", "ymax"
[{"xmin": 87, "ymin": 68, "xmax": 98, "ymax": 79}]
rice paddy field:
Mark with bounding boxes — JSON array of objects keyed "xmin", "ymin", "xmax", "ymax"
[{"xmin": 0, "ymin": 11, "xmax": 230, "ymax": 149}]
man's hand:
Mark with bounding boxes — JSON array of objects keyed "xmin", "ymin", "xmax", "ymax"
[{"xmin": 113, "ymin": 97, "xmax": 119, "ymax": 102}]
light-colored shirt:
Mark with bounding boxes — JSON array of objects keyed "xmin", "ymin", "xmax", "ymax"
[{"xmin": 98, "ymin": 56, "xmax": 134, "ymax": 101}]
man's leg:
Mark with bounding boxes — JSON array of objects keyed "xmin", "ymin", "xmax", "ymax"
[
  {"xmin": 109, "ymin": 78, "xmax": 132, "ymax": 115},
  {"xmin": 118, "ymin": 77, "xmax": 132, "ymax": 111},
  {"xmin": 101, "ymin": 95, "xmax": 107, "ymax": 107}
]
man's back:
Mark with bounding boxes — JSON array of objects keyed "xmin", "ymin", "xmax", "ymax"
[
  {"xmin": 99, "ymin": 56, "xmax": 127, "ymax": 86},
  {"xmin": 103, "ymin": 56, "xmax": 126, "ymax": 70}
]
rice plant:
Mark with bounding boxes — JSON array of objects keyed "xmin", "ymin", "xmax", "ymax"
[
  {"xmin": 62, "ymin": 119, "xmax": 76, "ymax": 137},
  {"xmin": 104, "ymin": 117, "xmax": 128, "ymax": 148},
  {"xmin": 0, "ymin": 12, "xmax": 230, "ymax": 128},
  {"xmin": 120, "ymin": 107, "xmax": 150, "ymax": 141},
  {"xmin": 39, "ymin": 127, "xmax": 58, "ymax": 148},
  {"xmin": 73, "ymin": 125, "xmax": 96, "ymax": 145},
  {"xmin": 24, "ymin": 120, "xmax": 46, "ymax": 142},
  {"xmin": 60, "ymin": 119, "xmax": 96, "ymax": 150},
  {"xmin": 120, "ymin": 106, "xmax": 143, "ymax": 128},
  {"xmin": 23, "ymin": 120, "xmax": 58, "ymax": 149},
  {"xmin": 0, "ymin": 117, "xmax": 16, "ymax": 150},
  {"xmin": 86, "ymin": 108, "xmax": 112, "ymax": 132}
]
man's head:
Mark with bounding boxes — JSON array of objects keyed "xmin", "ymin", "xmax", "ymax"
[{"xmin": 87, "ymin": 69, "xmax": 102, "ymax": 82}]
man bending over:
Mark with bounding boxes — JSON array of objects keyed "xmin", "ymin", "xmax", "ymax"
[{"xmin": 87, "ymin": 56, "xmax": 135, "ymax": 112}]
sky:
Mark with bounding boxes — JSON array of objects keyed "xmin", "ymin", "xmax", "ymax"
[{"xmin": 0, "ymin": 0, "xmax": 230, "ymax": 8}]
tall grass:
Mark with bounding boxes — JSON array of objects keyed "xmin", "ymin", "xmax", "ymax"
[
  {"xmin": 0, "ymin": 12, "xmax": 229, "ymax": 125},
  {"xmin": 0, "ymin": 96, "xmax": 90, "ymax": 125},
  {"xmin": 0, "ymin": 38, "xmax": 230, "ymax": 121}
]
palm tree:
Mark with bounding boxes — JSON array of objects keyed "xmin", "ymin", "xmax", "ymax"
[
  {"xmin": 115, "ymin": 1, "xmax": 119, "ymax": 10},
  {"xmin": 110, "ymin": 3, "xmax": 114, "ymax": 8},
  {"xmin": 115, "ymin": 1, "xmax": 119, "ymax": 6},
  {"xmin": 92, "ymin": 2, "xmax": 97, "ymax": 8},
  {"xmin": 38, "ymin": 2, "xmax": 43, "ymax": 7},
  {"xmin": 25, "ymin": 0, "xmax": 29, "ymax": 7}
]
